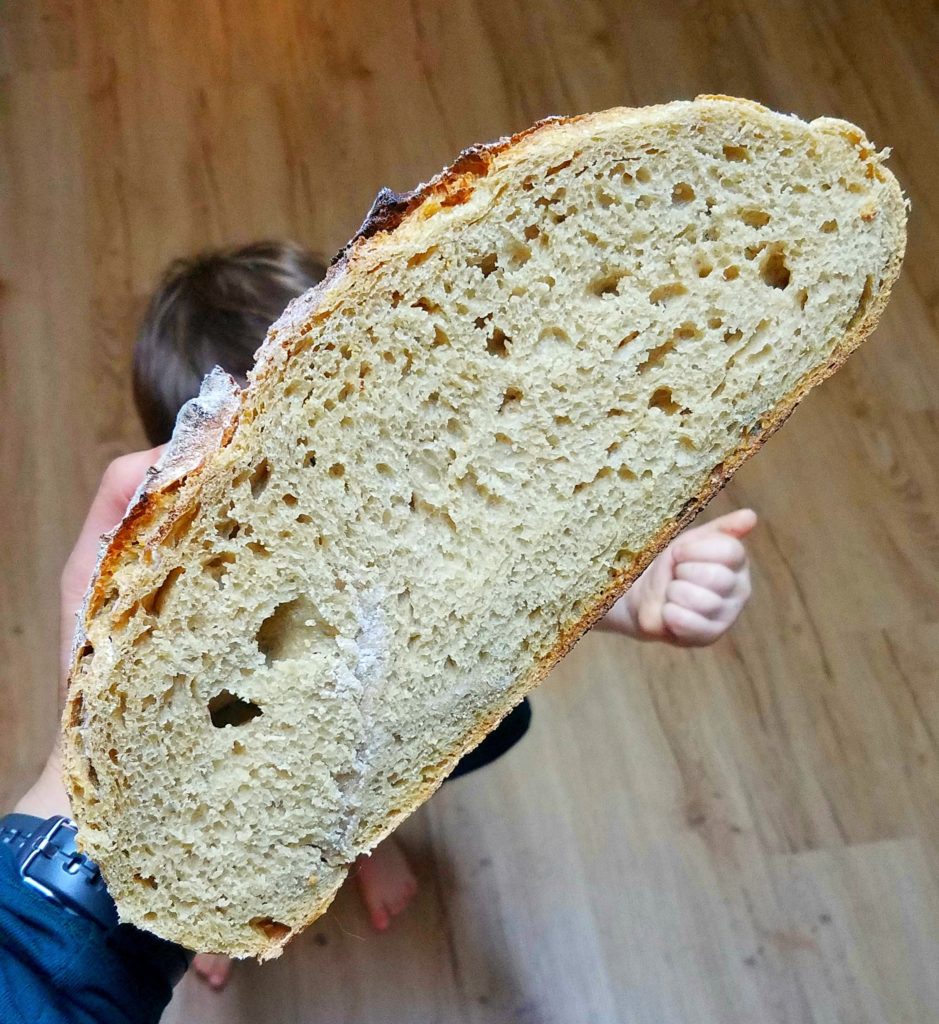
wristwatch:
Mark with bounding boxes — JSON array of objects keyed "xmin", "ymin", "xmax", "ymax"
[
  {"xmin": 1, "ymin": 812, "xmax": 192, "ymax": 987},
  {"xmin": 0, "ymin": 813, "xmax": 119, "ymax": 929}
]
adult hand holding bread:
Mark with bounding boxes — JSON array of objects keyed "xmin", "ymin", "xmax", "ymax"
[{"xmin": 17, "ymin": 449, "xmax": 166, "ymax": 821}]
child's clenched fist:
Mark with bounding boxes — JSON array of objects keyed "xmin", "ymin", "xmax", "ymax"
[{"xmin": 601, "ymin": 508, "xmax": 757, "ymax": 647}]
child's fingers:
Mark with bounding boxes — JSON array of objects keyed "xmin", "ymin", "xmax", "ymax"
[
  {"xmin": 674, "ymin": 561, "xmax": 738, "ymax": 597},
  {"xmin": 698, "ymin": 508, "xmax": 758, "ymax": 539},
  {"xmin": 662, "ymin": 602, "xmax": 724, "ymax": 646},
  {"xmin": 672, "ymin": 533, "xmax": 747, "ymax": 570},
  {"xmin": 665, "ymin": 579, "xmax": 725, "ymax": 618}
]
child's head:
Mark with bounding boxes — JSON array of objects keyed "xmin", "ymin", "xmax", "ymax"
[{"xmin": 134, "ymin": 240, "xmax": 326, "ymax": 445}]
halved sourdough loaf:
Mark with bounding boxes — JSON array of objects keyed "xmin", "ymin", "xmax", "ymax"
[{"xmin": 63, "ymin": 96, "xmax": 906, "ymax": 958}]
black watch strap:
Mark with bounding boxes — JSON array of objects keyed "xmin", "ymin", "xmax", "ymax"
[
  {"xmin": 1, "ymin": 813, "xmax": 119, "ymax": 930},
  {"xmin": 1, "ymin": 812, "xmax": 193, "ymax": 989}
]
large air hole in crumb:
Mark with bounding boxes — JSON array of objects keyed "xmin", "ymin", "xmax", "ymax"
[
  {"xmin": 469, "ymin": 252, "xmax": 498, "ymax": 277},
  {"xmin": 671, "ymin": 182, "xmax": 695, "ymax": 204},
  {"xmin": 588, "ymin": 269, "xmax": 629, "ymax": 298},
  {"xmin": 740, "ymin": 208, "xmax": 771, "ymax": 228},
  {"xmin": 676, "ymin": 322, "xmax": 701, "ymax": 340},
  {"xmin": 760, "ymin": 248, "xmax": 791, "ymax": 289},
  {"xmin": 215, "ymin": 515, "xmax": 240, "ymax": 540},
  {"xmin": 649, "ymin": 388, "xmax": 682, "ymax": 415},
  {"xmin": 649, "ymin": 282, "xmax": 688, "ymax": 305},
  {"xmin": 140, "ymin": 567, "xmax": 185, "ymax": 616},
  {"xmin": 616, "ymin": 330, "xmax": 639, "ymax": 350},
  {"xmin": 573, "ymin": 465, "xmax": 613, "ymax": 494},
  {"xmin": 407, "ymin": 246, "xmax": 438, "ymax": 268},
  {"xmin": 508, "ymin": 240, "xmax": 532, "ymax": 266},
  {"xmin": 849, "ymin": 276, "xmax": 874, "ymax": 326},
  {"xmin": 636, "ymin": 166, "xmax": 652, "ymax": 183},
  {"xmin": 162, "ymin": 503, "xmax": 200, "ymax": 548},
  {"xmin": 432, "ymin": 326, "xmax": 450, "ymax": 348},
  {"xmin": 203, "ymin": 552, "xmax": 235, "ymax": 584},
  {"xmin": 638, "ymin": 338, "xmax": 676, "ymax": 374},
  {"xmin": 614, "ymin": 545, "xmax": 637, "ymax": 565},
  {"xmin": 723, "ymin": 265, "xmax": 740, "ymax": 281},
  {"xmin": 328, "ymin": 463, "xmax": 345, "ymax": 478},
  {"xmin": 248, "ymin": 460, "xmax": 271, "ymax": 498},
  {"xmin": 537, "ymin": 326, "xmax": 569, "ymax": 352},
  {"xmin": 500, "ymin": 387, "xmax": 523, "ymax": 412},
  {"xmin": 695, "ymin": 257, "xmax": 713, "ymax": 278},
  {"xmin": 256, "ymin": 595, "xmax": 338, "ymax": 666},
  {"xmin": 250, "ymin": 917, "xmax": 291, "ymax": 942},
  {"xmin": 545, "ymin": 156, "xmax": 573, "ymax": 177},
  {"xmin": 821, "ymin": 219, "xmax": 838, "ymax": 233},
  {"xmin": 486, "ymin": 328, "xmax": 510, "ymax": 357},
  {"xmin": 208, "ymin": 690, "xmax": 262, "ymax": 728},
  {"xmin": 722, "ymin": 143, "xmax": 749, "ymax": 161},
  {"xmin": 747, "ymin": 343, "xmax": 773, "ymax": 363}
]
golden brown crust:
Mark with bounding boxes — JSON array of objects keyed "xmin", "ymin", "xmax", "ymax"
[{"xmin": 63, "ymin": 95, "xmax": 907, "ymax": 958}]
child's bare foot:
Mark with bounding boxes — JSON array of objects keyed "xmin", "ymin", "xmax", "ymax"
[
  {"xmin": 192, "ymin": 952, "xmax": 233, "ymax": 990},
  {"xmin": 354, "ymin": 836, "xmax": 418, "ymax": 931}
]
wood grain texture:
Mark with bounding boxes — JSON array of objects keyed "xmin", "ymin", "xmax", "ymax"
[{"xmin": 2, "ymin": 1, "xmax": 937, "ymax": 1021}]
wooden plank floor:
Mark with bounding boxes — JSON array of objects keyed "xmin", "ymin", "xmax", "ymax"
[{"xmin": 3, "ymin": 2, "xmax": 938, "ymax": 1021}]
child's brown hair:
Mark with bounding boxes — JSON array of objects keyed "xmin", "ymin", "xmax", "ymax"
[{"xmin": 133, "ymin": 240, "xmax": 326, "ymax": 445}]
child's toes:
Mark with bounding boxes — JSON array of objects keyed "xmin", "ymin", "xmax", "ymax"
[
  {"xmin": 354, "ymin": 837, "xmax": 418, "ymax": 932},
  {"xmin": 193, "ymin": 952, "xmax": 233, "ymax": 990},
  {"xmin": 370, "ymin": 903, "xmax": 392, "ymax": 931}
]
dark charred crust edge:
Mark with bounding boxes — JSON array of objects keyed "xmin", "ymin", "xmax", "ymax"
[{"xmin": 332, "ymin": 116, "xmax": 569, "ymax": 265}]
